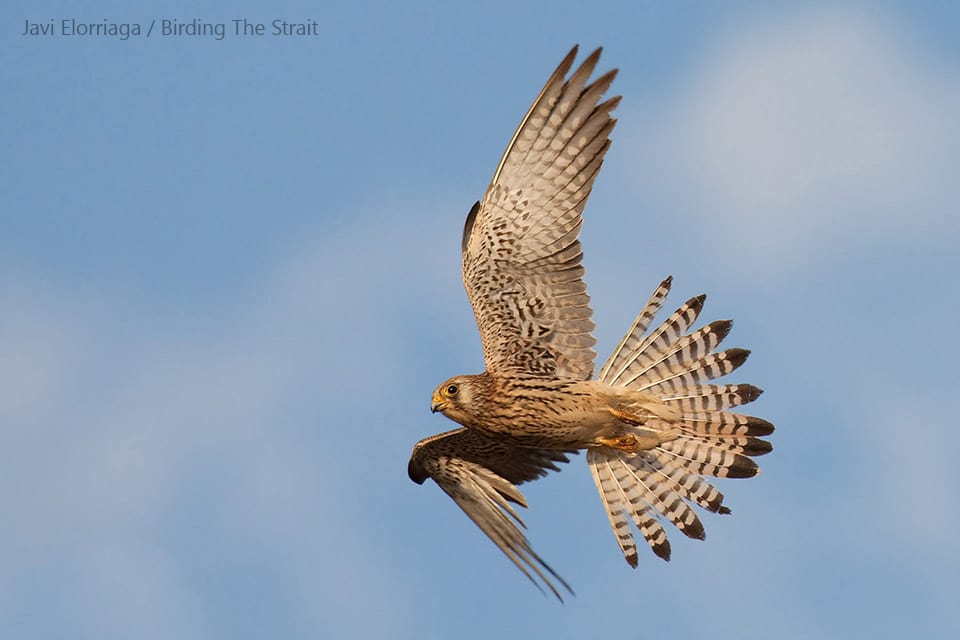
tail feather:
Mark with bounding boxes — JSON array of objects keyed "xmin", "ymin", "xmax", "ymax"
[
  {"xmin": 589, "ymin": 449, "xmax": 671, "ymax": 563},
  {"xmin": 588, "ymin": 455, "xmax": 640, "ymax": 565},
  {"xmin": 605, "ymin": 294, "xmax": 705, "ymax": 386},
  {"xmin": 618, "ymin": 455, "xmax": 706, "ymax": 541},
  {"xmin": 680, "ymin": 433, "xmax": 773, "ymax": 456},
  {"xmin": 598, "ymin": 276, "xmax": 673, "ymax": 382},
  {"xmin": 648, "ymin": 451, "xmax": 728, "ymax": 513},
  {"xmin": 634, "ymin": 347, "xmax": 750, "ymax": 394},
  {"xmin": 618, "ymin": 319, "xmax": 732, "ymax": 388},
  {"xmin": 658, "ymin": 439, "xmax": 760, "ymax": 478},
  {"xmin": 587, "ymin": 278, "xmax": 773, "ymax": 567},
  {"xmin": 677, "ymin": 410, "xmax": 775, "ymax": 437},
  {"xmin": 661, "ymin": 383, "xmax": 763, "ymax": 412}
]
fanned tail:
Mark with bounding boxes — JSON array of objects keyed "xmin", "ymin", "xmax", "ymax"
[{"xmin": 589, "ymin": 277, "xmax": 773, "ymax": 566}]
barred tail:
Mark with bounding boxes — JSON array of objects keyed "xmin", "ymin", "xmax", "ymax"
[{"xmin": 588, "ymin": 277, "xmax": 773, "ymax": 565}]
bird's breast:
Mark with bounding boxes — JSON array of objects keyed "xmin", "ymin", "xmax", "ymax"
[{"xmin": 465, "ymin": 377, "xmax": 616, "ymax": 449}]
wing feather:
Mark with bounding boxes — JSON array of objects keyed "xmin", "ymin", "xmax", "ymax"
[
  {"xmin": 408, "ymin": 428, "xmax": 575, "ymax": 600},
  {"xmin": 462, "ymin": 46, "xmax": 619, "ymax": 379}
]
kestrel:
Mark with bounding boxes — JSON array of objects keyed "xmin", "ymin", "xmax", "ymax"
[{"xmin": 408, "ymin": 46, "xmax": 773, "ymax": 600}]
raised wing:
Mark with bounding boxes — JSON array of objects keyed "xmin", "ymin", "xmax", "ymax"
[
  {"xmin": 408, "ymin": 428, "xmax": 575, "ymax": 600},
  {"xmin": 462, "ymin": 46, "xmax": 620, "ymax": 379}
]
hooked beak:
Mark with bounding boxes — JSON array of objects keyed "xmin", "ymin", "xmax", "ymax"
[{"xmin": 431, "ymin": 394, "xmax": 443, "ymax": 413}]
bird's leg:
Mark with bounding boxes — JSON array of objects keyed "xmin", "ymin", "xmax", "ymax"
[
  {"xmin": 598, "ymin": 407, "xmax": 680, "ymax": 452},
  {"xmin": 608, "ymin": 406, "xmax": 646, "ymax": 426}
]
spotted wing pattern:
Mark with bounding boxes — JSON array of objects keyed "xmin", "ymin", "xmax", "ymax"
[
  {"xmin": 408, "ymin": 428, "xmax": 575, "ymax": 600},
  {"xmin": 461, "ymin": 46, "xmax": 620, "ymax": 380}
]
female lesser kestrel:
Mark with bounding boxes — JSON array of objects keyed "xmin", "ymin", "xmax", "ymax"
[{"xmin": 408, "ymin": 46, "xmax": 773, "ymax": 601}]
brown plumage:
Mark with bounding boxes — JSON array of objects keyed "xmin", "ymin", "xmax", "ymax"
[{"xmin": 408, "ymin": 46, "xmax": 774, "ymax": 600}]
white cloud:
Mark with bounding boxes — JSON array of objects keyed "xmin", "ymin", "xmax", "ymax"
[{"xmin": 620, "ymin": 7, "xmax": 959, "ymax": 270}]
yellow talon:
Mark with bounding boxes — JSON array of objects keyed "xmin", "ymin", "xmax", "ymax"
[
  {"xmin": 597, "ymin": 431, "xmax": 662, "ymax": 452},
  {"xmin": 609, "ymin": 407, "xmax": 644, "ymax": 425}
]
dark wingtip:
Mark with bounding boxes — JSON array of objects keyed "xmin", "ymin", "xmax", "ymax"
[
  {"xmin": 461, "ymin": 200, "xmax": 481, "ymax": 253},
  {"xmin": 407, "ymin": 457, "xmax": 428, "ymax": 485},
  {"xmin": 583, "ymin": 45, "xmax": 602, "ymax": 64},
  {"xmin": 555, "ymin": 45, "xmax": 580, "ymax": 77},
  {"xmin": 602, "ymin": 95, "xmax": 622, "ymax": 113},
  {"xmin": 535, "ymin": 552, "xmax": 575, "ymax": 603}
]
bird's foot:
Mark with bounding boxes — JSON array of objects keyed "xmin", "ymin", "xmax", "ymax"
[
  {"xmin": 609, "ymin": 406, "xmax": 645, "ymax": 426},
  {"xmin": 596, "ymin": 427, "xmax": 678, "ymax": 453},
  {"xmin": 602, "ymin": 408, "xmax": 681, "ymax": 452}
]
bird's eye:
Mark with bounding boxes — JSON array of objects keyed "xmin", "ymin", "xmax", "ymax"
[{"xmin": 446, "ymin": 384, "xmax": 459, "ymax": 396}]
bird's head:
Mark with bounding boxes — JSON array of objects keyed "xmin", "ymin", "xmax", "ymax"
[{"xmin": 431, "ymin": 375, "xmax": 482, "ymax": 424}]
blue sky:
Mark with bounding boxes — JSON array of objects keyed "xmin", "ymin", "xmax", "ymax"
[{"xmin": 3, "ymin": 1, "xmax": 958, "ymax": 638}]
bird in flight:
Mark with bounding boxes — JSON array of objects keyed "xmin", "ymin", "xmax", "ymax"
[{"xmin": 408, "ymin": 46, "xmax": 773, "ymax": 601}]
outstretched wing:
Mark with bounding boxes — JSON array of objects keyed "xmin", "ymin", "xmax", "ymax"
[
  {"xmin": 462, "ymin": 46, "xmax": 620, "ymax": 380},
  {"xmin": 408, "ymin": 428, "xmax": 575, "ymax": 600}
]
